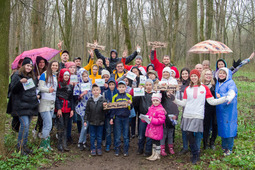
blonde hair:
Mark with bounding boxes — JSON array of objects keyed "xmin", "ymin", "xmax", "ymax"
[{"xmin": 201, "ymin": 69, "xmax": 215, "ymax": 85}]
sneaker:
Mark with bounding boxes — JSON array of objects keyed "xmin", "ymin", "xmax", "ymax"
[
  {"xmin": 97, "ymin": 149, "xmax": 102, "ymax": 156},
  {"xmin": 224, "ymin": 149, "xmax": 232, "ymax": 156},
  {"xmin": 178, "ymin": 148, "xmax": 189, "ymax": 155},
  {"xmin": 105, "ymin": 145, "xmax": 110, "ymax": 152},
  {"xmin": 32, "ymin": 129, "xmax": 37, "ymax": 139},
  {"xmin": 78, "ymin": 143, "xmax": 84, "ymax": 151},
  {"xmin": 123, "ymin": 152, "xmax": 129, "ymax": 157},
  {"xmin": 115, "ymin": 148, "xmax": 120, "ymax": 156},
  {"xmin": 91, "ymin": 149, "xmax": 96, "ymax": 156}
]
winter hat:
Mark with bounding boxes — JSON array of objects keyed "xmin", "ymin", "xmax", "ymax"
[
  {"xmin": 190, "ymin": 69, "xmax": 200, "ymax": 78},
  {"xmin": 145, "ymin": 79, "xmax": 154, "ymax": 87},
  {"xmin": 64, "ymin": 71, "xmax": 70, "ymax": 76},
  {"xmin": 147, "ymin": 70, "xmax": 158, "ymax": 78},
  {"xmin": 162, "ymin": 67, "xmax": 171, "ymax": 75},
  {"xmin": 135, "ymin": 55, "xmax": 143, "ymax": 61},
  {"xmin": 118, "ymin": 80, "xmax": 126, "ymax": 86},
  {"xmin": 170, "ymin": 69, "xmax": 176, "ymax": 77},
  {"xmin": 22, "ymin": 57, "xmax": 33, "ymax": 66},
  {"xmin": 65, "ymin": 62, "xmax": 76, "ymax": 69},
  {"xmin": 101, "ymin": 69, "xmax": 110, "ymax": 78},
  {"xmin": 151, "ymin": 93, "xmax": 162, "ymax": 102}
]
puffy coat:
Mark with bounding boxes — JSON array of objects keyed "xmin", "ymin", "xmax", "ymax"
[
  {"xmin": 215, "ymin": 68, "xmax": 238, "ymax": 138},
  {"xmin": 8, "ymin": 71, "xmax": 39, "ymax": 117},
  {"xmin": 145, "ymin": 104, "xmax": 166, "ymax": 140}
]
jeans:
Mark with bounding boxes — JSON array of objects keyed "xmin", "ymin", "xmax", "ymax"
[
  {"xmin": 182, "ymin": 130, "xmax": 189, "ymax": 150},
  {"xmin": 194, "ymin": 132, "xmax": 203, "ymax": 150},
  {"xmin": 18, "ymin": 116, "xmax": 32, "ymax": 147},
  {"xmin": 138, "ymin": 119, "xmax": 152, "ymax": 153},
  {"xmin": 114, "ymin": 116, "xmax": 129, "ymax": 153},
  {"xmin": 105, "ymin": 116, "xmax": 112, "ymax": 147},
  {"xmin": 89, "ymin": 125, "xmax": 104, "ymax": 150},
  {"xmin": 78, "ymin": 116, "xmax": 88, "ymax": 144},
  {"xmin": 221, "ymin": 137, "xmax": 234, "ymax": 151},
  {"xmin": 57, "ymin": 113, "xmax": 70, "ymax": 147},
  {"xmin": 40, "ymin": 110, "xmax": 54, "ymax": 139}
]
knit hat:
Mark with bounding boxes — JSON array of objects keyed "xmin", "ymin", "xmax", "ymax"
[
  {"xmin": 162, "ymin": 67, "xmax": 171, "ymax": 75},
  {"xmin": 147, "ymin": 70, "xmax": 158, "ymax": 78},
  {"xmin": 170, "ymin": 69, "xmax": 176, "ymax": 77},
  {"xmin": 22, "ymin": 57, "xmax": 33, "ymax": 66},
  {"xmin": 190, "ymin": 69, "xmax": 200, "ymax": 78},
  {"xmin": 145, "ymin": 79, "xmax": 154, "ymax": 87},
  {"xmin": 151, "ymin": 93, "xmax": 162, "ymax": 102},
  {"xmin": 101, "ymin": 69, "xmax": 110, "ymax": 78},
  {"xmin": 65, "ymin": 62, "xmax": 76, "ymax": 69},
  {"xmin": 135, "ymin": 55, "xmax": 143, "ymax": 61}
]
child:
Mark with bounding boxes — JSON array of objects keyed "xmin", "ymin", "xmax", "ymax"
[
  {"xmin": 84, "ymin": 84, "xmax": 107, "ymax": 156},
  {"xmin": 55, "ymin": 69, "xmax": 74, "ymax": 152},
  {"xmin": 101, "ymin": 69, "xmax": 111, "ymax": 94},
  {"xmin": 104, "ymin": 78, "xmax": 118, "ymax": 152},
  {"xmin": 110, "ymin": 81, "xmax": 132, "ymax": 156},
  {"xmin": 73, "ymin": 68, "xmax": 92, "ymax": 151},
  {"xmin": 142, "ymin": 93, "xmax": 166, "ymax": 161},
  {"xmin": 89, "ymin": 64, "xmax": 101, "ymax": 84},
  {"xmin": 147, "ymin": 70, "xmax": 159, "ymax": 84},
  {"xmin": 134, "ymin": 79, "xmax": 155, "ymax": 156},
  {"xmin": 160, "ymin": 67, "xmax": 178, "ymax": 85},
  {"xmin": 215, "ymin": 67, "xmax": 238, "ymax": 156}
]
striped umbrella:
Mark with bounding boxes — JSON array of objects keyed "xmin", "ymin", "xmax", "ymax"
[{"xmin": 188, "ymin": 40, "xmax": 233, "ymax": 54}]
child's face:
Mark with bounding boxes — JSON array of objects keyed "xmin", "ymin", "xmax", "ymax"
[
  {"xmin": 217, "ymin": 61, "xmax": 225, "ymax": 69},
  {"xmin": 145, "ymin": 82, "xmax": 153, "ymax": 92},
  {"xmin": 92, "ymin": 66, "xmax": 98, "ymax": 75},
  {"xmin": 92, "ymin": 87, "xmax": 101, "ymax": 96},
  {"xmin": 171, "ymin": 71, "xmax": 175, "ymax": 78},
  {"xmin": 147, "ymin": 66, "xmax": 154, "ymax": 71},
  {"xmin": 82, "ymin": 72, "xmax": 89, "ymax": 82},
  {"xmin": 63, "ymin": 74, "xmax": 70, "ymax": 81},
  {"xmin": 74, "ymin": 59, "xmax": 81, "ymax": 67},
  {"xmin": 152, "ymin": 99, "xmax": 160, "ymax": 106},
  {"xmin": 117, "ymin": 84, "xmax": 126, "ymax": 93},
  {"xmin": 96, "ymin": 59, "xmax": 103, "ymax": 67},
  {"xmin": 163, "ymin": 71, "xmax": 170, "ymax": 79},
  {"xmin": 132, "ymin": 68, "xmax": 140, "ymax": 76},
  {"xmin": 102, "ymin": 75, "xmax": 110, "ymax": 82},
  {"xmin": 218, "ymin": 70, "xmax": 227, "ymax": 80},
  {"xmin": 124, "ymin": 78, "xmax": 129, "ymax": 86},
  {"xmin": 51, "ymin": 62, "xmax": 59, "ymax": 73},
  {"xmin": 181, "ymin": 70, "xmax": 189, "ymax": 80},
  {"xmin": 148, "ymin": 73, "xmax": 156, "ymax": 80},
  {"xmin": 109, "ymin": 82, "xmax": 115, "ymax": 91},
  {"xmin": 24, "ymin": 64, "xmax": 33, "ymax": 73},
  {"xmin": 69, "ymin": 66, "xmax": 76, "ymax": 74},
  {"xmin": 38, "ymin": 59, "xmax": 45, "ymax": 69}
]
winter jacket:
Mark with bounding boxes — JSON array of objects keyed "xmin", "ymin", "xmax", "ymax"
[
  {"xmin": 145, "ymin": 104, "xmax": 166, "ymax": 140},
  {"xmin": 89, "ymin": 64, "xmax": 101, "ymax": 84},
  {"xmin": 83, "ymin": 57, "xmax": 94, "ymax": 71},
  {"xmin": 8, "ymin": 71, "xmax": 39, "ymax": 117},
  {"xmin": 133, "ymin": 91, "xmax": 154, "ymax": 115},
  {"xmin": 204, "ymin": 83, "xmax": 216, "ymax": 117},
  {"xmin": 110, "ymin": 92, "xmax": 133, "ymax": 119},
  {"xmin": 59, "ymin": 62, "xmax": 66, "ymax": 70},
  {"xmin": 85, "ymin": 95, "xmax": 107, "ymax": 126},
  {"xmin": 55, "ymin": 69, "xmax": 74, "ymax": 113},
  {"xmin": 150, "ymin": 50, "xmax": 179, "ymax": 80},
  {"xmin": 94, "ymin": 49, "xmax": 138, "ymax": 72},
  {"xmin": 110, "ymin": 69, "xmax": 127, "ymax": 81},
  {"xmin": 104, "ymin": 78, "xmax": 118, "ymax": 116},
  {"xmin": 121, "ymin": 58, "xmax": 147, "ymax": 75},
  {"xmin": 215, "ymin": 68, "xmax": 238, "ymax": 138}
]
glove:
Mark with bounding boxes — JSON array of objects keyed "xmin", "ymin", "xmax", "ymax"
[{"xmin": 232, "ymin": 59, "xmax": 241, "ymax": 68}]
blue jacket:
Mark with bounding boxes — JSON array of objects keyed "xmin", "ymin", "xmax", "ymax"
[
  {"xmin": 110, "ymin": 92, "xmax": 132, "ymax": 119},
  {"xmin": 104, "ymin": 78, "xmax": 118, "ymax": 116},
  {"xmin": 215, "ymin": 68, "xmax": 238, "ymax": 138}
]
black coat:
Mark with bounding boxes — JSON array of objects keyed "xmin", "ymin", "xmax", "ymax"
[
  {"xmin": 205, "ymin": 85, "xmax": 216, "ymax": 115},
  {"xmin": 133, "ymin": 91, "xmax": 154, "ymax": 115},
  {"xmin": 7, "ymin": 71, "xmax": 38, "ymax": 117},
  {"xmin": 85, "ymin": 96, "xmax": 107, "ymax": 126},
  {"xmin": 55, "ymin": 82, "xmax": 74, "ymax": 112}
]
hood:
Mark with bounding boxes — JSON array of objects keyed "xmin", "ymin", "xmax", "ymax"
[
  {"xmin": 131, "ymin": 66, "xmax": 142, "ymax": 75},
  {"xmin": 90, "ymin": 64, "xmax": 100, "ymax": 77},
  {"xmin": 58, "ymin": 68, "xmax": 71, "ymax": 84},
  {"xmin": 77, "ymin": 68, "xmax": 91, "ymax": 83},
  {"xmin": 216, "ymin": 59, "xmax": 227, "ymax": 71},
  {"xmin": 36, "ymin": 56, "xmax": 48, "ymax": 66},
  {"xmin": 107, "ymin": 77, "xmax": 116, "ymax": 85},
  {"xmin": 215, "ymin": 67, "xmax": 232, "ymax": 81},
  {"xmin": 110, "ymin": 49, "xmax": 118, "ymax": 61},
  {"xmin": 147, "ymin": 63, "xmax": 155, "ymax": 72}
]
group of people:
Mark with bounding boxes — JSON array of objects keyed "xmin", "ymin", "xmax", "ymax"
[{"xmin": 7, "ymin": 41, "xmax": 254, "ymax": 165}]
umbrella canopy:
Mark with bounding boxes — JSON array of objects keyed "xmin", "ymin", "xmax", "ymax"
[
  {"xmin": 12, "ymin": 47, "xmax": 61, "ymax": 69},
  {"xmin": 188, "ymin": 40, "xmax": 233, "ymax": 54}
]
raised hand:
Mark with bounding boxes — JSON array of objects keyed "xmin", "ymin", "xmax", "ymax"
[
  {"xmin": 88, "ymin": 49, "xmax": 94, "ymax": 58},
  {"xmin": 136, "ymin": 44, "xmax": 141, "ymax": 53},
  {"xmin": 57, "ymin": 40, "xmax": 63, "ymax": 50},
  {"xmin": 105, "ymin": 58, "xmax": 110, "ymax": 67},
  {"xmin": 122, "ymin": 50, "xmax": 128, "ymax": 58}
]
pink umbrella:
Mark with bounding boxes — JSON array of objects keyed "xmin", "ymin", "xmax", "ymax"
[{"xmin": 12, "ymin": 47, "xmax": 61, "ymax": 69}]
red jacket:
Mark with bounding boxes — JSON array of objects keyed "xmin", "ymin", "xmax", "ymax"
[
  {"xmin": 121, "ymin": 58, "xmax": 147, "ymax": 75},
  {"xmin": 150, "ymin": 50, "xmax": 179, "ymax": 80}
]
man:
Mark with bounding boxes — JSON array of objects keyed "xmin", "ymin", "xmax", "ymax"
[
  {"xmin": 59, "ymin": 50, "xmax": 69, "ymax": 70},
  {"xmin": 202, "ymin": 60, "xmax": 210, "ymax": 70},
  {"xmin": 110, "ymin": 61, "xmax": 126, "ymax": 80},
  {"xmin": 73, "ymin": 57, "xmax": 82, "ymax": 71},
  {"xmin": 195, "ymin": 64, "xmax": 203, "ymax": 74},
  {"xmin": 150, "ymin": 47, "xmax": 179, "ymax": 80}
]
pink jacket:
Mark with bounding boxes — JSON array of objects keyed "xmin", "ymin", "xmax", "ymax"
[{"xmin": 145, "ymin": 104, "xmax": 166, "ymax": 140}]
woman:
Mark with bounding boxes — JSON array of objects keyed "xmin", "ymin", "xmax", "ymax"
[
  {"xmin": 173, "ymin": 69, "xmax": 226, "ymax": 164},
  {"xmin": 8, "ymin": 57, "xmax": 39, "ymax": 155},
  {"xmin": 38, "ymin": 61, "xmax": 59, "ymax": 151},
  {"xmin": 201, "ymin": 69, "xmax": 217, "ymax": 150}
]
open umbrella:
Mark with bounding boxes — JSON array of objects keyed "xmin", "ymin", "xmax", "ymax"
[
  {"xmin": 12, "ymin": 47, "xmax": 61, "ymax": 69},
  {"xmin": 188, "ymin": 40, "xmax": 233, "ymax": 54}
]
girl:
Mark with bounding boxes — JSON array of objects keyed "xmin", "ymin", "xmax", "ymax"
[
  {"xmin": 73, "ymin": 68, "xmax": 92, "ymax": 151},
  {"xmin": 160, "ymin": 67, "xmax": 178, "ymax": 85},
  {"xmin": 173, "ymin": 69, "xmax": 226, "ymax": 164},
  {"xmin": 89, "ymin": 64, "xmax": 101, "ymax": 84},
  {"xmin": 8, "ymin": 57, "xmax": 39, "ymax": 155},
  {"xmin": 38, "ymin": 61, "xmax": 59, "ymax": 151},
  {"xmin": 56, "ymin": 69, "xmax": 74, "ymax": 152},
  {"xmin": 215, "ymin": 67, "xmax": 238, "ymax": 156},
  {"xmin": 201, "ymin": 69, "xmax": 217, "ymax": 150},
  {"xmin": 143, "ymin": 93, "xmax": 166, "ymax": 161}
]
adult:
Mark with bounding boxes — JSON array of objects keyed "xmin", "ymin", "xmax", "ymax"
[
  {"xmin": 59, "ymin": 50, "xmax": 69, "ymax": 70},
  {"xmin": 202, "ymin": 60, "xmax": 210, "ymax": 70},
  {"xmin": 150, "ymin": 47, "xmax": 179, "ymax": 80},
  {"xmin": 73, "ymin": 57, "xmax": 82, "ymax": 71},
  {"xmin": 7, "ymin": 57, "xmax": 39, "ymax": 155},
  {"xmin": 111, "ymin": 61, "xmax": 127, "ymax": 80},
  {"xmin": 195, "ymin": 64, "xmax": 203, "ymax": 74}
]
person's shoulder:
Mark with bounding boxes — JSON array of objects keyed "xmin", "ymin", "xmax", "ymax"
[{"xmin": 126, "ymin": 93, "xmax": 132, "ymax": 98}]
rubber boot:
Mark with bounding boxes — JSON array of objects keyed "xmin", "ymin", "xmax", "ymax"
[
  {"xmin": 146, "ymin": 144, "xmax": 155, "ymax": 160},
  {"xmin": 168, "ymin": 144, "xmax": 175, "ymax": 155},
  {"xmin": 149, "ymin": 146, "xmax": 161, "ymax": 161},
  {"xmin": 160, "ymin": 145, "xmax": 167, "ymax": 156},
  {"xmin": 191, "ymin": 154, "xmax": 199, "ymax": 165},
  {"xmin": 40, "ymin": 139, "xmax": 49, "ymax": 152},
  {"xmin": 46, "ymin": 137, "xmax": 53, "ymax": 151}
]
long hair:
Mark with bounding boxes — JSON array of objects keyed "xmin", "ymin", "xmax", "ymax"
[
  {"xmin": 35, "ymin": 57, "xmax": 47, "ymax": 77},
  {"xmin": 45, "ymin": 60, "xmax": 59, "ymax": 85},
  {"xmin": 189, "ymin": 74, "xmax": 201, "ymax": 87},
  {"xmin": 201, "ymin": 69, "xmax": 215, "ymax": 86},
  {"xmin": 180, "ymin": 68, "xmax": 190, "ymax": 82},
  {"xmin": 19, "ymin": 65, "xmax": 35, "ymax": 79}
]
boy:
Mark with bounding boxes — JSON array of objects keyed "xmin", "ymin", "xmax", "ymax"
[
  {"xmin": 110, "ymin": 81, "xmax": 132, "ymax": 156},
  {"xmin": 101, "ymin": 69, "xmax": 111, "ymax": 94},
  {"xmin": 89, "ymin": 64, "xmax": 101, "ymax": 84},
  {"xmin": 84, "ymin": 84, "xmax": 107, "ymax": 156},
  {"xmin": 134, "ymin": 79, "xmax": 155, "ymax": 156},
  {"xmin": 147, "ymin": 70, "xmax": 159, "ymax": 84}
]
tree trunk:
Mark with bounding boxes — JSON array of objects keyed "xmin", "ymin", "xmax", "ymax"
[
  {"xmin": 199, "ymin": 0, "xmax": 205, "ymax": 41},
  {"xmin": 14, "ymin": 0, "xmax": 22, "ymax": 57},
  {"xmin": 171, "ymin": 0, "xmax": 179, "ymax": 64},
  {"xmin": 0, "ymin": 0, "xmax": 10, "ymax": 156},
  {"xmin": 31, "ymin": 0, "xmax": 43, "ymax": 49},
  {"xmin": 186, "ymin": 0, "xmax": 199, "ymax": 68},
  {"xmin": 93, "ymin": 0, "xmax": 98, "ymax": 41},
  {"xmin": 113, "ymin": 0, "xmax": 120, "ymax": 52},
  {"xmin": 205, "ymin": 0, "xmax": 213, "ymax": 40},
  {"xmin": 106, "ymin": 0, "xmax": 112, "ymax": 52}
]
